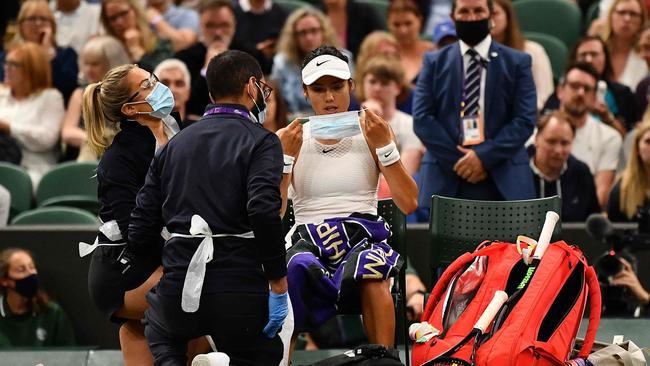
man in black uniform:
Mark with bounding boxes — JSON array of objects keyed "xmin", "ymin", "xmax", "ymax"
[{"xmin": 127, "ymin": 50, "xmax": 289, "ymax": 366}]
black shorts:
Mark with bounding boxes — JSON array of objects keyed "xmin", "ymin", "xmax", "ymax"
[
  {"xmin": 88, "ymin": 245, "xmax": 160, "ymax": 322},
  {"xmin": 144, "ymin": 288, "xmax": 285, "ymax": 366}
]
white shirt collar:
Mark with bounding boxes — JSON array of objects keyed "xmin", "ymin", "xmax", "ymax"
[
  {"xmin": 459, "ymin": 35, "xmax": 492, "ymax": 61},
  {"xmin": 238, "ymin": 0, "xmax": 272, "ymax": 13}
]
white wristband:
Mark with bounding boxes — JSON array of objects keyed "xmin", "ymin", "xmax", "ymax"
[
  {"xmin": 376, "ymin": 141, "xmax": 400, "ymax": 166},
  {"xmin": 283, "ymin": 154, "xmax": 295, "ymax": 174}
]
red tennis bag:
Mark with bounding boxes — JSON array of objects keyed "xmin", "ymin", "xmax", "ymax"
[{"xmin": 412, "ymin": 240, "xmax": 601, "ymax": 366}]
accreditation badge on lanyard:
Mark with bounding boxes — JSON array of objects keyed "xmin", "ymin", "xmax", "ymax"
[{"xmin": 460, "ymin": 112, "xmax": 485, "ymax": 146}]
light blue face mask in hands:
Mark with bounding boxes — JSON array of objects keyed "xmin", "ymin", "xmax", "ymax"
[{"xmin": 308, "ymin": 110, "xmax": 362, "ymax": 140}]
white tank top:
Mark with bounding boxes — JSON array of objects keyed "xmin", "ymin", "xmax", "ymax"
[{"xmin": 290, "ymin": 128, "xmax": 379, "ymax": 225}]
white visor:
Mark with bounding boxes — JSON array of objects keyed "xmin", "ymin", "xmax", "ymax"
[{"xmin": 301, "ymin": 54, "xmax": 351, "ymax": 85}]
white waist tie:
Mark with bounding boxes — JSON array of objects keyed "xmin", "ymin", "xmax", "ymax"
[
  {"xmin": 170, "ymin": 215, "xmax": 254, "ymax": 313},
  {"xmin": 78, "ymin": 220, "xmax": 125, "ymax": 257}
]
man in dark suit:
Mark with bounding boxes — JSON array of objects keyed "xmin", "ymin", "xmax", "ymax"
[{"xmin": 413, "ymin": 0, "xmax": 536, "ymax": 212}]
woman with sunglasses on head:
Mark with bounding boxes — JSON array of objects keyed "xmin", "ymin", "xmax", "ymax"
[
  {"xmin": 81, "ymin": 64, "xmax": 179, "ymax": 365},
  {"xmin": 277, "ymin": 45, "xmax": 417, "ymax": 355}
]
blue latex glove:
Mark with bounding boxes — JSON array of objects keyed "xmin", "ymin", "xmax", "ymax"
[{"xmin": 263, "ymin": 291, "xmax": 289, "ymax": 338}]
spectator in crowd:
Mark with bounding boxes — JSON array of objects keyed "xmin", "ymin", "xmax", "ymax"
[
  {"xmin": 635, "ymin": 24, "xmax": 650, "ymax": 114},
  {"xmin": 279, "ymin": 45, "xmax": 417, "ymax": 354},
  {"xmin": 322, "ymin": 0, "xmax": 385, "ymax": 57},
  {"xmin": 271, "ymin": 8, "xmax": 348, "ymax": 118},
  {"xmin": 432, "ymin": 19, "xmax": 458, "ymax": 49},
  {"xmin": 355, "ymin": 31, "xmax": 414, "ymax": 114},
  {"xmin": 387, "ymin": 0, "xmax": 435, "ymax": 87},
  {"xmin": 491, "ymin": 0, "xmax": 553, "ymax": 110},
  {"xmin": 101, "ymin": 0, "xmax": 174, "ymax": 72},
  {"xmin": 145, "ymin": 0, "xmax": 200, "ymax": 52},
  {"xmin": 261, "ymin": 81, "xmax": 289, "ymax": 133},
  {"xmin": 0, "ymin": 186, "xmax": 8, "ymax": 227},
  {"xmin": 82, "ymin": 64, "xmax": 179, "ymax": 365},
  {"xmin": 609, "ymin": 119, "xmax": 650, "ymax": 221},
  {"xmin": 544, "ymin": 36, "xmax": 640, "ymax": 133},
  {"xmin": 422, "ymin": 0, "xmax": 452, "ymax": 40},
  {"xmin": 61, "ymin": 36, "xmax": 131, "ymax": 162},
  {"xmin": 413, "ymin": 0, "xmax": 537, "ymax": 211},
  {"xmin": 1, "ymin": 0, "xmax": 78, "ymax": 105},
  {"xmin": 0, "ymin": 1, "xmax": 20, "ymax": 53},
  {"xmin": 0, "ymin": 43, "xmax": 65, "ymax": 186},
  {"xmin": 154, "ymin": 59, "xmax": 191, "ymax": 126},
  {"xmin": 53, "ymin": 0, "xmax": 101, "ymax": 57},
  {"xmin": 0, "ymin": 248, "xmax": 75, "ymax": 347},
  {"xmin": 596, "ymin": 0, "xmax": 648, "ymax": 90},
  {"xmin": 357, "ymin": 57, "xmax": 424, "ymax": 177},
  {"xmin": 176, "ymin": 0, "xmax": 236, "ymax": 121},
  {"xmin": 558, "ymin": 63, "xmax": 622, "ymax": 209},
  {"xmin": 232, "ymin": 0, "xmax": 289, "ymax": 75},
  {"xmin": 529, "ymin": 111, "xmax": 600, "ymax": 222}
]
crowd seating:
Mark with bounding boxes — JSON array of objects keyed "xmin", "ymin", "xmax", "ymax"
[{"xmin": 0, "ymin": 161, "xmax": 99, "ymax": 224}]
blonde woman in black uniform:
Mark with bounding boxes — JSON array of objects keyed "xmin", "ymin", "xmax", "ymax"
[{"xmin": 80, "ymin": 64, "xmax": 178, "ymax": 365}]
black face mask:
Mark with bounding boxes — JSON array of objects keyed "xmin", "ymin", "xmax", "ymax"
[
  {"xmin": 455, "ymin": 18, "xmax": 491, "ymax": 46},
  {"xmin": 10, "ymin": 274, "xmax": 39, "ymax": 298}
]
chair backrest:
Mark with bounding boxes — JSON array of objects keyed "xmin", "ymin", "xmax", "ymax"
[
  {"xmin": 275, "ymin": 0, "xmax": 311, "ymax": 12},
  {"xmin": 35, "ymin": 162, "xmax": 98, "ymax": 210},
  {"xmin": 356, "ymin": 0, "xmax": 389, "ymax": 28},
  {"xmin": 0, "ymin": 162, "xmax": 33, "ymax": 218},
  {"xmin": 429, "ymin": 195, "xmax": 562, "ymax": 282},
  {"xmin": 513, "ymin": 0, "xmax": 582, "ymax": 49},
  {"xmin": 584, "ymin": 2, "xmax": 600, "ymax": 34},
  {"xmin": 11, "ymin": 206, "xmax": 99, "ymax": 225},
  {"xmin": 525, "ymin": 32, "xmax": 568, "ymax": 84}
]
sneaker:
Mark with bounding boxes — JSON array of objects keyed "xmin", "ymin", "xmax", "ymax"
[{"xmin": 191, "ymin": 352, "xmax": 230, "ymax": 366}]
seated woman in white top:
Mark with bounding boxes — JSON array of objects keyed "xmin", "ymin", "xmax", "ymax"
[
  {"xmin": 277, "ymin": 45, "xmax": 417, "ymax": 352},
  {"xmin": 0, "ymin": 42, "xmax": 65, "ymax": 186}
]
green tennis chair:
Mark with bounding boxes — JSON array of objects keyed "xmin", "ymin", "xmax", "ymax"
[
  {"xmin": 513, "ymin": 0, "xmax": 582, "ymax": 50},
  {"xmin": 428, "ymin": 195, "xmax": 562, "ymax": 284},
  {"xmin": 356, "ymin": 0, "xmax": 389, "ymax": 28},
  {"xmin": 275, "ymin": 0, "xmax": 312, "ymax": 12},
  {"xmin": 583, "ymin": 2, "xmax": 600, "ymax": 34},
  {"xmin": 525, "ymin": 32, "xmax": 568, "ymax": 84},
  {"xmin": 0, "ymin": 162, "xmax": 33, "ymax": 219},
  {"xmin": 11, "ymin": 206, "xmax": 99, "ymax": 225},
  {"xmin": 35, "ymin": 162, "xmax": 99, "ymax": 214},
  {"xmin": 283, "ymin": 199, "xmax": 410, "ymax": 364}
]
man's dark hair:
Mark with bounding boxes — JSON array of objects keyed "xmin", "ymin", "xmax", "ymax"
[
  {"xmin": 206, "ymin": 50, "xmax": 262, "ymax": 100},
  {"xmin": 301, "ymin": 46, "xmax": 349, "ymax": 70},
  {"xmin": 562, "ymin": 62, "xmax": 600, "ymax": 87},
  {"xmin": 451, "ymin": 0, "xmax": 494, "ymax": 15},
  {"xmin": 198, "ymin": 0, "xmax": 233, "ymax": 15},
  {"xmin": 569, "ymin": 36, "xmax": 613, "ymax": 81}
]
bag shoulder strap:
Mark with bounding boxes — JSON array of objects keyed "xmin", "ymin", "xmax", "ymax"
[{"xmin": 578, "ymin": 265, "xmax": 602, "ymax": 358}]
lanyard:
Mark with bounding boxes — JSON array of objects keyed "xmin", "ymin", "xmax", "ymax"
[{"xmin": 203, "ymin": 106, "xmax": 251, "ymax": 120}]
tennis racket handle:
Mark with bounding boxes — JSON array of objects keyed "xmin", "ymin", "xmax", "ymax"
[
  {"xmin": 474, "ymin": 291, "xmax": 508, "ymax": 332},
  {"xmin": 534, "ymin": 211, "xmax": 560, "ymax": 260}
]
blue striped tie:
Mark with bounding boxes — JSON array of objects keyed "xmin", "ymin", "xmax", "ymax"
[{"xmin": 463, "ymin": 49, "xmax": 482, "ymax": 118}]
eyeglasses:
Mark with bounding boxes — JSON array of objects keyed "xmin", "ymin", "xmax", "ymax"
[
  {"xmin": 4, "ymin": 60, "xmax": 22, "ymax": 69},
  {"xmin": 613, "ymin": 9, "xmax": 642, "ymax": 19},
  {"xmin": 565, "ymin": 81, "xmax": 596, "ymax": 94},
  {"xmin": 107, "ymin": 9, "xmax": 131, "ymax": 24},
  {"xmin": 21, "ymin": 16, "xmax": 52, "ymax": 25},
  {"xmin": 257, "ymin": 80, "xmax": 273, "ymax": 100},
  {"xmin": 296, "ymin": 27, "xmax": 322, "ymax": 38},
  {"xmin": 127, "ymin": 73, "xmax": 159, "ymax": 102}
]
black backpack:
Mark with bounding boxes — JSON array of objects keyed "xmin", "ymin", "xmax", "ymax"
[{"xmin": 310, "ymin": 344, "xmax": 404, "ymax": 366}]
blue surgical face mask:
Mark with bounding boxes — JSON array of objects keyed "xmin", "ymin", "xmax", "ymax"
[
  {"xmin": 308, "ymin": 110, "xmax": 361, "ymax": 139},
  {"xmin": 249, "ymin": 82, "xmax": 267, "ymax": 124},
  {"xmin": 137, "ymin": 82, "xmax": 175, "ymax": 119}
]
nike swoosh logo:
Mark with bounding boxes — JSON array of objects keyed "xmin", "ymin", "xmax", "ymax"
[
  {"xmin": 322, "ymin": 148, "xmax": 335, "ymax": 153},
  {"xmin": 316, "ymin": 60, "xmax": 330, "ymax": 67},
  {"xmin": 384, "ymin": 151, "xmax": 392, "ymax": 158}
]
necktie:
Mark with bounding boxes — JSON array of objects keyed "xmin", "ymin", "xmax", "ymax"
[{"xmin": 463, "ymin": 49, "xmax": 482, "ymax": 117}]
